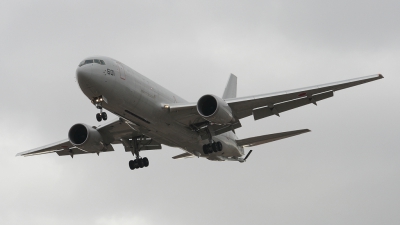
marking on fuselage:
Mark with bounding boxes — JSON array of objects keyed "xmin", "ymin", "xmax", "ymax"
[{"xmin": 104, "ymin": 69, "xmax": 115, "ymax": 76}]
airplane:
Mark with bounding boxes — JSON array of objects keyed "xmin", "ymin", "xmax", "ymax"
[{"xmin": 16, "ymin": 56, "xmax": 384, "ymax": 170}]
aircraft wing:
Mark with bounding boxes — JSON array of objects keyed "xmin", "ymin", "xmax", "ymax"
[
  {"xmin": 169, "ymin": 74, "xmax": 383, "ymax": 124},
  {"xmin": 227, "ymin": 74, "xmax": 383, "ymax": 119},
  {"xmin": 16, "ymin": 118, "xmax": 146, "ymax": 157}
]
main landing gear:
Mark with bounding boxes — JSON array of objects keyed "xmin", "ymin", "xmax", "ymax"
[
  {"xmin": 129, "ymin": 157, "xmax": 149, "ymax": 170},
  {"xmin": 202, "ymin": 141, "xmax": 223, "ymax": 154},
  {"xmin": 125, "ymin": 138, "xmax": 150, "ymax": 170},
  {"xmin": 92, "ymin": 96, "xmax": 107, "ymax": 122}
]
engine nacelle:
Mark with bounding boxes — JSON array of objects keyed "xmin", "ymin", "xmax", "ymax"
[
  {"xmin": 68, "ymin": 123, "xmax": 107, "ymax": 153},
  {"xmin": 197, "ymin": 94, "xmax": 234, "ymax": 125}
]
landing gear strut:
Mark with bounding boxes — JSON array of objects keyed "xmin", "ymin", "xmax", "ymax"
[
  {"xmin": 92, "ymin": 96, "xmax": 107, "ymax": 122},
  {"xmin": 202, "ymin": 141, "xmax": 223, "ymax": 154}
]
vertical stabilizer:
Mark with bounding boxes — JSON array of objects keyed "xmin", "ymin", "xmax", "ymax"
[{"xmin": 222, "ymin": 74, "xmax": 237, "ymax": 99}]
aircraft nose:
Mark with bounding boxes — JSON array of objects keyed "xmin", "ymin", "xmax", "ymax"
[{"xmin": 76, "ymin": 65, "xmax": 93, "ymax": 86}]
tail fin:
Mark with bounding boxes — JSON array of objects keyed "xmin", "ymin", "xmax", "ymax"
[
  {"xmin": 236, "ymin": 129, "xmax": 311, "ymax": 147},
  {"xmin": 222, "ymin": 74, "xmax": 237, "ymax": 99}
]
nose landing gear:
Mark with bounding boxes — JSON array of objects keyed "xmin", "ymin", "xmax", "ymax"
[
  {"xmin": 92, "ymin": 96, "xmax": 107, "ymax": 122},
  {"xmin": 96, "ymin": 112, "xmax": 107, "ymax": 122}
]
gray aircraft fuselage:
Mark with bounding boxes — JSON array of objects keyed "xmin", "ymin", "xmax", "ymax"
[{"xmin": 76, "ymin": 56, "xmax": 244, "ymax": 160}]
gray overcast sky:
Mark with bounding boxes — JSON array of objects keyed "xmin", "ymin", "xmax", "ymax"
[{"xmin": 1, "ymin": 0, "xmax": 399, "ymax": 224}]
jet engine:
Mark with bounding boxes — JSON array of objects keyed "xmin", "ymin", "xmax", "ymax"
[
  {"xmin": 68, "ymin": 123, "xmax": 107, "ymax": 152},
  {"xmin": 197, "ymin": 94, "xmax": 234, "ymax": 125}
]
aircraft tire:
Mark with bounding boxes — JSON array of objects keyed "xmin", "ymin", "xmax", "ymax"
[
  {"xmin": 96, "ymin": 113, "xmax": 102, "ymax": 122},
  {"xmin": 138, "ymin": 158, "xmax": 144, "ymax": 168},
  {"xmin": 134, "ymin": 160, "xmax": 140, "ymax": 169},
  {"xmin": 129, "ymin": 160, "xmax": 135, "ymax": 170},
  {"xmin": 143, "ymin": 157, "xmax": 149, "ymax": 167},
  {"xmin": 212, "ymin": 143, "xmax": 218, "ymax": 152},
  {"xmin": 217, "ymin": 142, "xmax": 223, "ymax": 151},
  {"xmin": 203, "ymin": 145, "xmax": 209, "ymax": 154},
  {"xmin": 101, "ymin": 112, "xmax": 107, "ymax": 121}
]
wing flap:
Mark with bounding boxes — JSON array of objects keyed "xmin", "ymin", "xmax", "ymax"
[
  {"xmin": 56, "ymin": 148, "xmax": 88, "ymax": 156},
  {"xmin": 253, "ymin": 91, "xmax": 333, "ymax": 120},
  {"xmin": 236, "ymin": 129, "xmax": 311, "ymax": 147},
  {"xmin": 16, "ymin": 139, "xmax": 73, "ymax": 157},
  {"xmin": 56, "ymin": 145, "xmax": 115, "ymax": 156}
]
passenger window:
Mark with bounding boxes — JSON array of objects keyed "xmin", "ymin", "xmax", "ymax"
[
  {"xmin": 94, "ymin": 59, "xmax": 101, "ymax": 64},
  {"xmin": 100, "ymin": 60, "xmax": 106, "ymax": 65}
]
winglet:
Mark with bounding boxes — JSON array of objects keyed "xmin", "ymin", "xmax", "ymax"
[{"xmin": 222, "ymin": 74, "xmax": 237, "ymax": 99}]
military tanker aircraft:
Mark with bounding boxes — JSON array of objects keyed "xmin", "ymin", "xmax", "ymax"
[{"xmin": 16, "ymin": 56, "xmax": 384, "ymax": 170}]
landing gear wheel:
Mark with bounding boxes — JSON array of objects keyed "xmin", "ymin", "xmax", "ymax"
[
  {"xmin": 133, "ymin": 159, "xmax": 139, "ymax": 169},
  {"xmin": 129, "ymin": 160, "xmax": 135, "ymax": 170},
  {"xmin": 143, "ymin": 157, "xmax": 149, "ymax": 167},
  {"xmin": 212, "ymin": 142, "xmax": 218, "ymax": 152},
  {"xmin": 101, "ymin": 112, "xmax": 107, "ymax": 121},
  {"xmin": 96, "ymin": 113, "xmax": 102, "ymax": 122},
  {"xmin": 203, "ymin": 144, "xmax": 212, "ymax": 154},
  {"xmin": 203, "ymin": 145, "xmax": 208, "ymax": 154},
  {"xmin": 138, "ymin": 158, "xmax": 144, "ymax": 168},
  {"xmin": 217, "ymin": 142, "xmax": 223, "ymax": 151}
]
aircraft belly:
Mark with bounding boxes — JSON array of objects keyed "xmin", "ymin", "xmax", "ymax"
[
  {"xmin": 107, "ymin": 97, "xmax": 243, "ymax": 160},
  {"xmin": 99, "ymin": 60, "xmax": 243, "ymax": 161}
]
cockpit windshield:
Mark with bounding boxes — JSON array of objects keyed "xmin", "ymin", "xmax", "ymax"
[{"xmin": 78, "ymin": 59, "xmax": 106, "ymax": 67}]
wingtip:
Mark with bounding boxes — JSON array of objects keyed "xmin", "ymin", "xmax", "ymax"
[{"xmin": 378, "ymin": 74, "xmax": 384, "ymax": 79}]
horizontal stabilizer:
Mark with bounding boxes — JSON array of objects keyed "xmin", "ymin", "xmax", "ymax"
[
  {"xmin": 172, "ymin": 152, "xmax": 195, "ymax": 159},
  {"xmin": 236, "ymin": 129, "xmax": 311, "ymax": 147}
]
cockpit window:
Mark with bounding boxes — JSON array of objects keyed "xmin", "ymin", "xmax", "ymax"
[{"xmin": 79, "ymin": 59, "xmax": 105, "ymax": 67}]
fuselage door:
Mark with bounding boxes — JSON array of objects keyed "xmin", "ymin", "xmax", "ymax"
[{"xmin": 116, "ymin": 61, "xmax": 126, "ymax": 80}]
